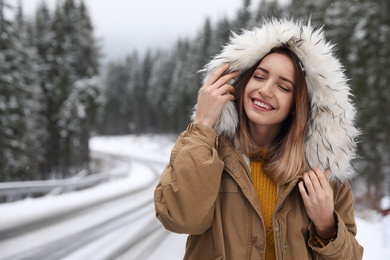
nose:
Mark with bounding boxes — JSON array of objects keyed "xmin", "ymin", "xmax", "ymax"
[{"xmin": 258, "ymin": 81, "xmax": 273, "ymax": 98}]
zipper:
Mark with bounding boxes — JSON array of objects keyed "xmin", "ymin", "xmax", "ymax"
[
  {"xmin": 275, "ymin": 208, "xmax": 286, "ymax": 260},
  {"xmin": 274, "ymin": 181, "xmax": 297, "ymax": 260},
  {"xmin": 236, "ymin": 157, "xmax": 266, "ymax": 260}
]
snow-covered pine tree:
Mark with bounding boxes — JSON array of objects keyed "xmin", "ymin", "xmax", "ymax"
[
  {"xmin": 131, "ymin": 51, "xmax": 155, "ymax": 134},
  {"xmin": 208, "ymin": 17, "xmax": 231, "ymax": 57},
  {"xmin": 29, "ymin": 0, "xmax": 101, "ymax": 179},
  {"xmin": 32, "ymin": 0, "xmax": 58, "ymax": 179},
  {"xmin": 75, "ymin": 0, "xmax": 99, "ymax": 78},
  {"xmin": 147, "ymin": 50, "xmax": 176, "ymax": 133},
  {"xmin": 60, "ymin": 0, "xmax": 101, "ymax": 176},
  {"xmin": 166, "ymin": 39, "xmax": 192, "ymax": 133},
  {"xmin": 345, "ymin": 0, "xmax": 390, "ymax": 203},
  {"xmin": 99, "ymin": 54, "xmax": 137, "ymax": 135},
  {"xmin": 55, "ymin": 0, "xmax": 101, "ymax": 178},
  {"xmin": 233, "ymin": 0, "xmax": 252, "ymax": 32},
  {"xmin": 253, "ymin": 0, "xmax": 286, "ymax": 24},
  {"xmin": 0, "ymin": 0, "xmax": 42, "ymax": 181},
  {"xmin": 171, "ymin": 18, "xmax": 214, "ymax": 131}
]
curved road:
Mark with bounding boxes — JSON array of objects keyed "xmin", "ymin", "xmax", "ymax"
[{"xmin": 0, "ymin": 151, "xmax": 186, "ymax": 260}]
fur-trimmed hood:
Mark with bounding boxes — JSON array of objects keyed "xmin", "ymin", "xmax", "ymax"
[{"xmin": 192, "ymin": 19, "xmax": 360, "ymax": 181}]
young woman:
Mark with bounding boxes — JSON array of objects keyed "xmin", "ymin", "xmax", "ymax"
[{"xmin": 154, "ymin": 19, "xmax": 363, "ymax": 259}]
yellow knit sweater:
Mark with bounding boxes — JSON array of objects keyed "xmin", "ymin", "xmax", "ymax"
[{"xmin": 250, "ymin": 160, "xmax": 277, "ymax": 260}]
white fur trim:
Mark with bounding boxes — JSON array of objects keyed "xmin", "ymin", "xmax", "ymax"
[{"xmin": 192, "ymin": 19, "xmax": 359, "ymax": 181}]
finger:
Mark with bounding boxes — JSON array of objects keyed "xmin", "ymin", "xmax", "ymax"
[
  {"xmin": 308, "ymin": 169, "xmax": 322, "ymax": 191},
  {"xmin": 207, "ymin": 64, "xmax": 231, "ymax": 85},
  {"xmin": 214, "ymin": 71, "xmax": 239, "ymax": 88},
  {"xmin": 312, "ymin": 166, "xmax": 330, "ymax": 189},
  {"xmin": 214, "ymin": 83, "xmax": 235, "ymax": 96},
  {"xmin": 219, "ymin": 87, "xmax": 236, "ymax": 103},
  {"xmin": 312, "ymin": 166, "xmax": 324, "ymax": 176},
  {"xmin": 320, "ymin": 169, "xmax": 333, "ymax": 192},
  {"xmin": 302, "ymin": 172, "xmax": 315, "ymax": 195},
  {"xmin": 224, "ymin": 92, "xmax": 236, "ymax": 102},
  {"xmin": 298, "ymin": 180, "xmax": 310, "ymax": 201}
]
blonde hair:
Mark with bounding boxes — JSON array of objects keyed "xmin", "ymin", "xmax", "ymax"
[{"xmin": 235, "ymin": 47, "xmax": 310, "ymax": 183}]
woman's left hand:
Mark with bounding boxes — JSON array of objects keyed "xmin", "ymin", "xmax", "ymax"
[{"xmin": 298, "ymin": 167, "xmax": 336, "ymax": 238}]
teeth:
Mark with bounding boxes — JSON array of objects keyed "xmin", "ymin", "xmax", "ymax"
[{"xmin": 254, "ymin": 100, "xmax": 272, "ymax": 110}]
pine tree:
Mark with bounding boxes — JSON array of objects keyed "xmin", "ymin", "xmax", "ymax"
[
  {"xmin": 233, "ymin": 0, "xmax": 252, "ymax": 31},
  {"xmin": 100, "ymin": 54, "xmax": 137, "ymax": 135},
  {"xmin": 147, "ymin": 50, "xmax": 177, "ymax": 133},
  {"xmin": 168, "ymin": 39, "xmax": 192, "ymax": 133},
  {"xmin": 253, "ymin": 0, "xmax": 286, "ymax": 24},
  {"xmin": 347, "ymin": 0, "xmax": 390, "ymax": 201},
  {"xmin": 33, "ymin": 0, "xmax": 57, "ymax": 179},
  {"xmin": 129, "ymin": 50, "xmax": 156, "ymax": 134},
  {"xmin": 14, "ymin": 1, "xmax": 43, "ymax": 180},
  {"xmin": 0, "ymin": 0, "xmax": 42, "ymax": 181},
  {"xmin": 59, "ymin": 0, "xmax": 101, "ymax": 175},
  {"xmin": 58, "ymin": 75, "xmax": 102, "ymax": 174},
  {"xmin": 289, "ymin": 0, "xmax": 324, "ymax": 23},
  {"xmin": 75, "ymin": 0, "xmax": 99, "ymax": 78},
  {"xmin": 29, "ymin": 0, "xmax": 101, "ymax": 178},
  {"xmin": 209, "ymin": 17, "xmax": 231, "ymax": 56}
]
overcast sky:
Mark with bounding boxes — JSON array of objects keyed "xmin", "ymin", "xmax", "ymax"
[{"xmin": 21, "ymin": 0, "xmax": 258, "ymax": 63}]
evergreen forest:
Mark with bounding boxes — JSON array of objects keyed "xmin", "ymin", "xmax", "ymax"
[{"xmin": 0, "ymin": 0, "xmax": 389, "ymax": 209}]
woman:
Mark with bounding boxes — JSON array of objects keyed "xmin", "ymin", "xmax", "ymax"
[{"xmin": 154, "ymin": 19, "xmax": 363, "ymax": 259}]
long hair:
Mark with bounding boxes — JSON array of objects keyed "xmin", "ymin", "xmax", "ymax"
[{"xmin": 234, "ymin": 47, "xmax": 310, "ymax": 183}]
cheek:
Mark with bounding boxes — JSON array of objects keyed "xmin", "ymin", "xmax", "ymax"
[
  {"xmin": 243, "ymin": 81, "xmax": 256, "ymax": 99},
  {"xmin": 245, "ymin": 79, "xmax": 256, "ymax": 92},
  {"xmin": 243, "ymin": 87, "xmax": 253, "ymax": 108}
]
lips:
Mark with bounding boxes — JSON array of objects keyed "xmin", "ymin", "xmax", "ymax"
[{"xmin": 252, "ymin": 98, "xmax": 274, "ymax": 110}]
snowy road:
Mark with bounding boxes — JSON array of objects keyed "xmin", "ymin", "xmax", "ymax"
[{"xmin": 0, "ymin": 147, "xmax": 186, "ymax": 260}]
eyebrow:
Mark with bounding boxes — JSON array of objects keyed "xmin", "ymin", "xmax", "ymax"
[{"xmin": 256, "ymin": 67, "xmax": 295, "ymax": 88}]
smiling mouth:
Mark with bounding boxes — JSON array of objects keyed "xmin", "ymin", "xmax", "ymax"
[{"xmin": 253, "ymin": 99, "xmax": 273, "ymax": 110}]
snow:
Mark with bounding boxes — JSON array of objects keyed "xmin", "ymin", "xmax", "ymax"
[
  {"xmin": 0, "ymin": 134, "xmax": 389, "ymax": 259},
  {"xmin": 89, "ymin": 134, "xmax": 176, "ymax": 163},
  {"xmin": 356, "ymin": 216, "xmax": 390, "ymax": 259},
  {"xmin": 0, "ymin": 162, "xmax": 151, "ymax": 231}
]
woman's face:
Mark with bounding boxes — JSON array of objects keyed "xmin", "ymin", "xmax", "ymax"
[{"xmin": 243, "ymin": 52, "xmax": 295, "ymax": 133}]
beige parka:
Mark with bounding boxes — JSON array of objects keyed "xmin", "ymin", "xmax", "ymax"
[
  {"xmin": 154, "ymin": 19, "xmax": 364, "ymax": 259},
  {"xmin": 155, "ymin": 124, "xmax": 363, "ymax": 259}
]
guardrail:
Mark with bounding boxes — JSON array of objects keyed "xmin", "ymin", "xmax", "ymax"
[{"xmin": 0, "ymin": 153, "xmax": 131, "ymax": 203}]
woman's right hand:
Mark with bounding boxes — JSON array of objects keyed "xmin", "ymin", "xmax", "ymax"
[{"xmin": 193, "ymin": 64, "xmax": 239, "ymax": 128}]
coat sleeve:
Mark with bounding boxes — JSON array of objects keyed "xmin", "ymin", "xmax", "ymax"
[
  {"xmin": 308, "ymin": 181, "xmax": 364, "ymax": 259},
  {"xmin": 154, "ymin": 123, "xmax": 224, "ymax": 235}
]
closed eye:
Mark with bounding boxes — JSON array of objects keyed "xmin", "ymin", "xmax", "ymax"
[
  {"xmin": 278, "ymin": 85, "xmax": 291, "ymax": 92},
  {"xmin": 253, "ymin": 75, "xmax": 266, "ymax": 80}
]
